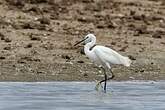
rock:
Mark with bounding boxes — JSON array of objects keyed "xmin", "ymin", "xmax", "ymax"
[
  {"xmin": 38, "ymin": 17, "xmax": 50, "ymax": 25},
  {"xmin": 132, "ymin": 13, "xmax": 145, "ymax": 21},
  {"xmin": 19, "ymin": 56, "xmax": 40, "ymax": 62},
  {"xmin": 36, "ymin": 24, "xmax": 47, "ymax": 30},
  {"xmin": 96, "ymin": 24, "xmax": 105, "ymax": 28},
  {"xmin": 24, "ymin": 6, "xmax": 41, "ymax": 14},
  {"xmin": 111, "ymin": 41, "xmax": 116, "ymax": 45},
  {"xmin": 161, "ymin": 0, "xmax": 165, "ymax": 5},
  {"xmin": 29, "ymin": 34, "xmax": 41, "ymax": 41},
  {"xmin": 22, "ymin": 22, "xmax": 35, "ymax": 29},
  {"xmin": 96, "ymin": 21, "xmax": 106, "ymax": 29},
  {"xmin": 6, "ymin": 0, "xmax": 25, "ymax": 8},
  {"xmin": 77, "ymin": 16, "xmax": 93, "ymax": 23},
  {"xmin": 128, "ymin": 55, "xmax": 136, "ymax": 60},
  {"xmin": 4, "ymin": 38, "xmax": 12, "ymax": 42},
  {"xmin": 61, "ymin": 55, "xmax": 71, "ymax": 60},
  {"xmin": 29, "ymin": 0, "xmax": 48, "ymax": 4},
  {"xmin": 4, "ymin": 46, "xmax": 11, "ymax": 50},
  {"xmin": 130, "ymin": 10, "xmax": 136, "ymax": 16},
  {"xmin": 107, "ymin": 21, "xmax": 117, "ymax": 28},
  {"xmin": 140, "ymin": 69, "xmax": 144, "ymax": 73},
  {"xmin": 77, "ymin": 60, "xmax": 84, "ymax": 63},
  {"xmin": 161, "ymin": 42, "xmax": 165, "ymax": 45},
  {"xmin": 20, "ymin": 21, "xmax": 47, "ymax": 30},
  {"xmin": 151, "ymin": 16, "xmax": 163, "ymax": 21},
  {"xmin": 0, "ymin": 56, "xmax": 5, "ymax": 59},
  {"xmin": 133, "ymin": 15, "xmax": 142, "ymax": 20},
  {"xmin": 25, "ymin": 43, "xmax": 33, "ymax": 48},
  {"xmin": 83, "ymin": 73, "xmax": 88, "ymax": 77},
  {"xmin": 17, "ymin": 59, "xmax": 26, "ymax": 64},
  {"xmin": 119, "ymin": 45, "xmax": 128, "ymax": 52},
  {"xmin": 82, "ymin": 0, "xmax": 94, "ymax": 3},
  {"xmin": 135, "ymin": 25, "xmax": 148, "ymax": 34},
  {"xmin": 152, "ymin": 32, "xmax": 162, "ymax": 39},
  {"xmin": 0, "ymin": 32, "xmax": 5, "ymax": 40}
]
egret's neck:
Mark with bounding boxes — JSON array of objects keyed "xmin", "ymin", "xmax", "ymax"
[{"xmin": 84, "ymin": 39, "xmax": 96, "ymax": 55}]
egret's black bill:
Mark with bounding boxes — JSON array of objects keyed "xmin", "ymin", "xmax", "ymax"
[{"xmin": 74, "ymin": 37, "xmax": 88, "ymax": 46}]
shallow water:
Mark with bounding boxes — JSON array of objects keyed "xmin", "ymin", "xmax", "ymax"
[{"xmin": 0, "ymin": 81, "xmax": 165, "ymax": 110}]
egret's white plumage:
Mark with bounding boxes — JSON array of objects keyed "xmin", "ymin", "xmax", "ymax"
[
  {"xmin": 83, "ymin": 34, "xmax": 131, "ymax": 68},
  {"xmin": 74, "ymin": 34, "xmax": 132, "ymax": 92}
]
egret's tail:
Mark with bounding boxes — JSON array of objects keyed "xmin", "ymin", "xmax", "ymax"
[{"xmin": 123, "ymin": 57, "xmax": 132, "ymax": 67}]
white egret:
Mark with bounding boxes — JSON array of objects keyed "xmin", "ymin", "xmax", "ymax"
[{"xmin": 74, "ymin": 34, "xmax": 132, "ymax": 92}]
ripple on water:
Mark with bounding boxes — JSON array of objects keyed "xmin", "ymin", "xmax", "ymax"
[{"xmin": 0, "ymin": 81, "xmax": 165, "ymax": 110}]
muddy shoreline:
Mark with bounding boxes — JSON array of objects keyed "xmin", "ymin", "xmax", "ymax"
[{"xmin": 0, "ymin": 0, "xmax": 164, "ymax": 81}]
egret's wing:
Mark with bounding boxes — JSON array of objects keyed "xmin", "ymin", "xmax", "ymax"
[
  {"xmin": 99, "ymin": 46, "xmax": 132, "ymax": 66},
  {"xmin": 93, "ymin": 46, "xmax": 124, "ymax": 65}
]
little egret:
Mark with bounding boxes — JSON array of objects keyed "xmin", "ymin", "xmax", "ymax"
[{"xmin": 74, "ymin": 34, "xmax": 132, "ymax": 92}]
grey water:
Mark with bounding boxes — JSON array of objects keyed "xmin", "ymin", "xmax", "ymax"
[{"xmin": 0, "ymin": 81, "xmax": 165, "ymax": 110}]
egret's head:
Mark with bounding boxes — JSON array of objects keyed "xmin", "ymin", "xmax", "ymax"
[
  {"xmin": 84, "ymin": 34, "xmax": 96, "ymax": 44},
  {"xmin": 74, "ymin": 34, "xmax": 96, "ymax": 46}
]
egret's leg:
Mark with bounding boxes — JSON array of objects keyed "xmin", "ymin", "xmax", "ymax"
[
  {"xmin": 109, "ymin": 69, "xmax": 115, "ymax": 79},
  {"xmin": 95, "ymin": 67, "xmax": 105, "ymax": 90},
  {"xmin": 99, "ymin": 68, "xmax": 114, "ymax": 83},
  {"xmin": 101, "ymin": 67, "xmax": 107, "ymax": 92},
  {"xmin": 96, "ymin": 69, "xmax": 114, "ymax": 92},
  {"xmin": 104, "ymin": 71, "xmax": 107, "ymax": 93},
  {"xmin": 102, "ymin": 69, "xmax": 115, "ymax": 82},
  {"xmin": 95, "ymin": 67, "xmax": 107, "ymax": 92}
]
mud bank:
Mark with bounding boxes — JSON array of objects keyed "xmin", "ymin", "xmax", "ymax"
[{"xmin": 0, "ymin": 0, "xmax": 164, "ymax": 81}]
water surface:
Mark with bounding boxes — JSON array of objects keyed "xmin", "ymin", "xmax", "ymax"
[{"xmin": 0, "ymin": 81, "xmax": 165, "ymax": 110}]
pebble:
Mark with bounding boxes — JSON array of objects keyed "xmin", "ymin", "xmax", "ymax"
[
  {"xmin": 0, "ymin": 56, "xmax": 5, "ymax": 59},
  {"xmin": 77, "ymin": 60, "xmax": 84, "ymax": 63},
  {"xmin": 4, "ymin": 38, "xmax": 12, "ymax": 42}
]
